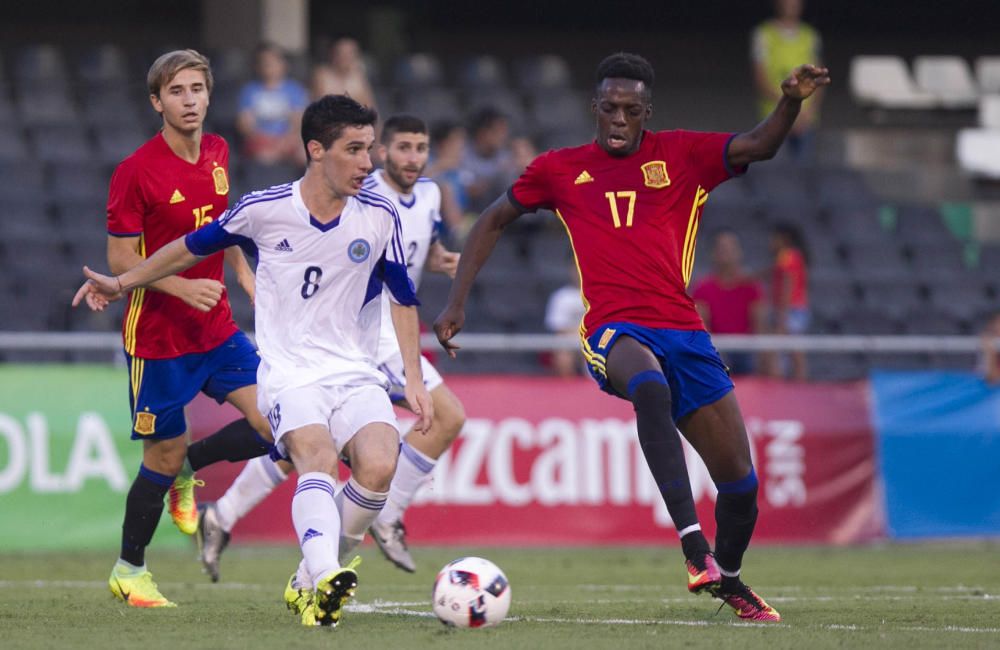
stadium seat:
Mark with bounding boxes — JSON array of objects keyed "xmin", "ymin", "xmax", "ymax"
[
  {"xmin": 816, "ymin": 167, "xmax": 878, "ymax": 211},
  {"xmin": 13, "ymin": 44, "xmax": 69, "ymax": 88},
  {"xmin": 207, "ymin": 47, "xmax": 252, "ymax": 87},
  {"xmin": 0, "ymin": 125, "xmax": 29, "ymax": 163},
  {"xmin": 94, "ymin": 125, "xmax": 148, "ymax": 165},
  {"xmin": 0, "ymin": 161, "xmax": 45, "ymax": 197},
  {"xmin": 50, "ymin": 162, "xmax": 112, "ymax": 204},
  {"xmin": 893, "ymin": 204, "xmax": 954, "ymax": 245},
  {"xmin": 30, "ymin": 125, "xmax": 93, "ymax": 164},
  {"xmin": 398, "ymin": 87, "xmax": 463, "ymax": 122},
  {"xmin": 465, "ymin": 88, "xmax": 527, "ymax": 134},
  {"xmin": 16, "ymin": 88, "xmax": 79, "ymax": 127},
  {"xmin": 906, "ymin": 240, "xmax": 967, "ymax": 271},
  {"xmin": 900, "ymin": 306, "xmax": 962, "ymax": 335},
  {"xmin": 393, "ymin": 53, "xmax": 444, "ymax": 89},
  {"xmin": 514, "ymin": 55, "xmax": 572, "ymax": 92},
  {"xmin": 956, "ymin": 129, "xmax": 1000, "ymax": 178},
  {"xmin": 76, "ymin": 44, "xmax": 129, "ymax": 87},
  {"xmin": 81, "ymin": 89, "xmax": 143, "ymax": 128},
  {"xmin": 845, "ymin": 241, "xmax": 908, "ymax": 273},
  {"xmin": 459, "ymin": 55, "xmax": 509, "ymax": 91},
  {"xmin": 977, "ymin": 94, "xmax": 1000, "ymax": 128},
  {"xmin": 849, "ymin": 56, "xmax": 937, "ymax": 109},
  {"xmin": 526, "ymin": 92, "xmax": 590, "ymax": 137},
  {"xmin": 913, "ymin": 56, "xmax": 979, "ymax": 108},
  {"xmin": 839, "ymin": 305, "xmax": 902, "ymax": 335},
  {"xmin": 975, "ymin": 56, "xmax": 1000, "ymax": 94},
  {"xmin": 0, "ymin": 91, "xmax": 18, "ymax": 127},
  {"xmin": 747, "ymin": 164, "xmax": 812, "ymax": 206}
]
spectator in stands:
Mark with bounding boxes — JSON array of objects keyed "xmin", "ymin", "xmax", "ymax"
[
  {"xmin": 461, "ymin": 107, "xmax": 514, "ymax": 212},
  {"xmin": 310, "ymin": 36, "xmax": 376, "ymax": 108},
  {"xmin": 427, "ymin": 120, "xmax": 472, "ymax": 239},
  {"xmin": 236, "ymin": 43, "xmax": 308, "ymax": 165},
  {"xmin": 692, "ymin": 230, "xmax": 766, "ymax": 375},
  {"xmin": 751, "ymin": 0, "xmax": 823, "ymax": 161},
  {"xmin": 768, "ymin": 222, "xmax": 810, "ymax": 379},
  {"xmin": 544, "ymin": 264, "xmax": 587, "ymax": 378},
  {"xmin": 978, "ymin": 312, "xmax": 1000, "ymax": 384}
]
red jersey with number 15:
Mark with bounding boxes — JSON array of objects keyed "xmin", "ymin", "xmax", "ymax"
[
  {"xmin": 509, "ymin": 129, "xmax": 744, "ymax": 336},
  {"xmin": 106, "ymin": 132, "xmax": 237, "ymax": 359}
]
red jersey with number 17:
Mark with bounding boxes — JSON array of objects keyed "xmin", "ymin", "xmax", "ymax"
[
  {"xmin": 106, "ymin": 132, "xmax": 237, "ymax": 359},
  {"xmin": 509, "ymin": 129, "xmax": 744, "ymax": 336}
]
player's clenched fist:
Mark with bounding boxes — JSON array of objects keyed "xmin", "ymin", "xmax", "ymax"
[{"xmin": 175, "ymin": 278, "xmax": 225, "ymax": 312}]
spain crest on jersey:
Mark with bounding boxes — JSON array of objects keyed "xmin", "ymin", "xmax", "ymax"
[
  {"xmin": 641, "ymin": 161, "xmax": 670, "ymax": 189},
  {"xmin": 212, "ymin": 166, "xmax": 229, "ymax": 195}
]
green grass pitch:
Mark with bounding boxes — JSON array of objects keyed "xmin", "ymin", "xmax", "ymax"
[{"xmin": 1, "ymin": 542, "xmax": 997, "ymax": 649}]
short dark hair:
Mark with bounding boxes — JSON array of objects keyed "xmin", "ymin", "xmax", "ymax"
[
  {"xmin": 381, "ymin": 114, "xmax": 427, "ymax": 144},
  {"xmin": 468, "ymin": 106, "xmax": 507, "ymax": 136},
  {"xmin": 772, "ymin": 221, "xmax": 811, "ymax": 266},
  {"xmin": 301, "ymin": 94, "xmax": 378, "ymax": 158},
  {"xmin": 595, "ymin": 52, "xmax": 655, "ymax": 98}
]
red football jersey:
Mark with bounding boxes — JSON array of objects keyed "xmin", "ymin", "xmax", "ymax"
[
  {"xmin": 510, "ymin": 129, "xmax": 743, "ymax": 336},
  {"xmin": 106, "ymin": 132, "xmax": 237, "ymax": 358}
]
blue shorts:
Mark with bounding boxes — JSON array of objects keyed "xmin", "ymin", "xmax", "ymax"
[
  {"xmin": 582, "ymin": 323, "xmax": 734, "ymax": 422},
  {"xmin": 125, "ymin": 331, "xmax": 259, "ymax": 440}
]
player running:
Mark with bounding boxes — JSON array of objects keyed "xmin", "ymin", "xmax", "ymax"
[
  {"xmin": 96, "ymin": 49, "xmax": 272, "ymax": 609},
  {"xmin": 195, "ymin": 115, "xmax": 466, "ymax": 581},
  {"xmin": 435, "ymin": 52, "xmax": 829, "ymax": 623},
  {"xmin": 75, "ymin": 95, "xmax": 431, "ymax": 627}
]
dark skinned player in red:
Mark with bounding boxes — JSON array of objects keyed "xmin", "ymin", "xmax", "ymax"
[{"xmin": 435, "ymin": 52, "xmax": 829, "ymax": 622}]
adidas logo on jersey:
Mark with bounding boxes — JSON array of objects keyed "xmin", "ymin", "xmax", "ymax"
[
  {"xmin": 574, "ymin": 170, "xmax": 594, "ymax": 185},
  {"xmin": 169, "ymin": 189, "xmax": 185, "ymax": 204},
  {"xmin": 274, "ymin": 238, "xmax": 293, "ymax": 252}
]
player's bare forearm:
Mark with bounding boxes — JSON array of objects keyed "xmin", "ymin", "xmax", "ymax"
[
  {"xmin": 446, "ymin": 194, "xmax": 521, "ymax": 308},
  {"xmin": 118, "ymin": 238, "xmax": 205, "ymax": 293},
  {"xmin": 390, "ymin": 302, "xmax": 424, "ymax": 385},
  {"xmin": 108, "ymin": 235, "xmax": 201, "ymax": 298},
  {"xmin": 729, "ymin": 63, "xmax": 830, "ymax": 167}
]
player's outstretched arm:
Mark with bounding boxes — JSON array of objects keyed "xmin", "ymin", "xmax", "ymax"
[
  {"xmin": 390, "ymin": 301, "xmax": 434, "ymax": 433},
  {"xmin": 108, "ymin": 234, "xmax": 226, "ymax": 311},
  {"xmin": 73, "ymin": 238, "xmax": 210, "ymax": 311},
  {"xmin": 433, "ymin": 194, "xmax": 523, "ymax": 357},
  {"xmin": 728, "ymin": 63, "xmax": 830, "ymax": 168}
]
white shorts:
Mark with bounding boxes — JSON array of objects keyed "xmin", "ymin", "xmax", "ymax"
[
  {"xmin": 376, "ymin": 353, "xmax": 444, "ymax": 403},
  {"xmin": 266, "ymin": 383, "xmax": 399, "ymax": 460}
]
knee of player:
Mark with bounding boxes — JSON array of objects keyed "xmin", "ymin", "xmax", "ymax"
[
  {"xmin": 353, "ymin": 454, "xmax": 397, "ymax": 492},
  {"xmin": 433, "ymin": 396, "xmax": 466, "ymax": 441}
]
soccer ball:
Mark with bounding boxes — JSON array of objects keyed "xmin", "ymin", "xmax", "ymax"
[{"xmin": 431, "ymin": 557, "xmax": 511, "ymax": 628}]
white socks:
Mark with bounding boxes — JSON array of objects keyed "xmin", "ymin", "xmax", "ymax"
[
  {"xmin": 335, "ymin": 477, "xmax": 389, "ymax": 561},
  {"xmin": 377, "ymin": 441, "xmax": 435, "ymax": 524},
  {"xmin": 215, "ymin": 456, "xmax": 288, "ymax": 532},
  {"xmin": 292, "ymin": 472, "xmax": 341, "ymax": 588}
]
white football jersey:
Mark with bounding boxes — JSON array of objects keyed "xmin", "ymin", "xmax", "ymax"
[
  {"xmin": 189, "ymin": 180, "xmax": 417, "ymax": 402},
  {"xmin": 361, "ymin": 170, "xmax": 442, "ymax": 364}
]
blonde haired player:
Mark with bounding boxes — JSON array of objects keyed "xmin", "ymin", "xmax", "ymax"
[{"xmin": 76, "ymin": 95, "xmax": 431, "ymax": 627}]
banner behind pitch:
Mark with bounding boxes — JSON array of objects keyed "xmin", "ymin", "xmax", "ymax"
[{"xmin": 195, "ymin": 376, "xmax": 882, "ymax": 546}]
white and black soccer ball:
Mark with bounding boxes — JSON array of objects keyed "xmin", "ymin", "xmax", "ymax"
[{"xmin": 431, "ymin": 557, "xmax": 511, "ymax": 628}]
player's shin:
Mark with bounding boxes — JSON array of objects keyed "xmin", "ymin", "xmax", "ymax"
[
  {"xmin": 335, "ymin": 477, "xmax": 389, "ymax": 561},
  {"xmin": 120, "ymin": 464, "xmax": 174, "ymax": 566},
  {"xmin": 215, "ymin": 455, "xmax": 288, "ymax": 532},
  {"xmin": 292, "ymin": 472, "xmax": 341, "ymax": 587},
  {"xmin": 377, "ymin": 441, "xmax": 434, "ymax": 524},
  {"xmin": 186, "ymin": 418, "xmax": 273, "ymax": 472},
  {"xmin": 628, "ymin": 373, "xmax": 710, "ymax": 561},
  {"xmin": 713, "ymin": 467, "xmax": 759, "ymax": 583}
]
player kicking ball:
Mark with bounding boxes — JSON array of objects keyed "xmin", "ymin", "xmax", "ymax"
[
  {"xmin": 76, "ymin": 95, "xmax": 432, "ymax": 628},
  {"xmin": 195, "ymin": 115, "xmax": 466, "ymax": 582},
  {"xmin": 436, "ymin": 52, "xmax": 830, "ymax": 622}
]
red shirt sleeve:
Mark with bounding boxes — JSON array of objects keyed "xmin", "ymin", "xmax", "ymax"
[
  {"xmin": 676, "ymin": 130, "xmax": 746, "ymax": 192},
  {"xmin": 508, "ymin": 151, "xmax": 554, "ymax": 211},
  {"xmin": 106, "ymin": 157, "xmax": 145, "ymax": 236}
]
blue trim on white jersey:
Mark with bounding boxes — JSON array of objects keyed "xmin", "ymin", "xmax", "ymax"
[
  {"xmin": 185, "ymin": 220, "xmax": 257, "ymax": 258},
  {"xmin": 362, "ymin": 252, "xmax": 419, "ymax": 309},
  {"xmin": 356, "ymin": 190, "xmax": 406, "ymax": 266},
  {"xmin": 226, "ymin": 183, "xmax": 294, "ymax": 217},
  {"xmin": 217, "ymin": 189, "xmax": 293, "ymax": 228},
  {"xmin": 398, "ymin": 193, "xmax": 416, "ymax": 209},
  {"xmin": 309, "ymin": 214, "xmax": 341, "ymax": 232}
]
